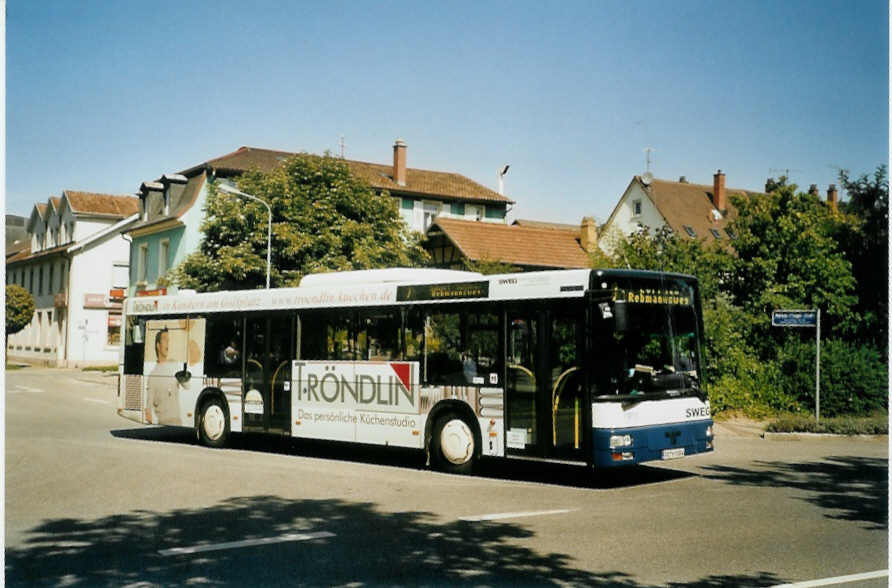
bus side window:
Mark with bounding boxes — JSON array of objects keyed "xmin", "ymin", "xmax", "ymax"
[
  {"xmin": 204, "ymin": 316, "xmax": 243, "ymax": 378},
  {"xmin": 300, "ymin": 311, "xmax": 355, "ymax": 360},
  {"xmin": 425, "ymin": 308, "xmax": 499, "ymax": 386},
  {"xmin": 357, "ymin": 309, "xmax": 401, "ymax": 361},
  {"xmin": 404, "ymin": 308, "xmax": 426, "ymax": 379}
]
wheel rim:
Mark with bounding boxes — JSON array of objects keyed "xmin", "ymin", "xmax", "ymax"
[
  {"xmin": 440, "ymin": 419, "xmax": 474, "ymax": 465},
  {"xmin": 203, "ymin": 404, "xmax": 226, "ymax": 441}
]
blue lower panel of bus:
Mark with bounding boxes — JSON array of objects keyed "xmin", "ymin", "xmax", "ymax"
[{"xmin": 592, "ymin": 420, "xmax": 713, "ymax": 468}]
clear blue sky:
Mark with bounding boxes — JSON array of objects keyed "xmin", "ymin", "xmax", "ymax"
[{"xmin": 6, "ymin": 0, "xmax": 888, "ymax": 223}]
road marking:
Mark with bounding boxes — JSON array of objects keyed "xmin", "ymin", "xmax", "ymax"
[
  {"xmin": 773, "ymin": 569, "xmax": 888, "ymax": 587},
  {"xmin": 158, "ymin": 531, "xmax": 335, "ymax": 556},
  {"xmin": 83, "ymin": 397, "xmax": 110, "ymax": 405},
  {"xmin": 458, "ymin": 509, "xmax": 574, "ymax": 522},
  {"xmin": 12, "ymin": 385, "xmax": 43, "ymax": 393}
]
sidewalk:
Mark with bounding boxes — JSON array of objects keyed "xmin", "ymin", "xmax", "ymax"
[{"xmin": 714, "ymin": 417, "xmax": 767, "ymax": 439}]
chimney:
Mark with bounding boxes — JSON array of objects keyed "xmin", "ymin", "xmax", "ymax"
[
  {"xmin": 580, "ymin": 216, "xmax": 599, "ymax": 253},
  {"xmin": 713, "ymin": 170, "xmax": 726, "ymax": 212},
  {"xmin": 393, "ymin": 139, "xmax": 407, "ymax": 186},
  {"xmin": 808, "ymin": 184, "xmax": 819, "ymax": 196},
  {"xmin": 827, "ymin": 184, "xmax": 839, "ymax": 211}
]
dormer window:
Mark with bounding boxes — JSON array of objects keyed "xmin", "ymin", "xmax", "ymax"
[
  {"xmin": 709, "ymin": 229, "xmax": 721, "ymax": 239},
  {"xmin": 725, "ymin": 229, "xmax": 737, "ymax": 240},
  {"xmin": 683, "ymin": 225, "xmax": 697, "ymax": 238}
]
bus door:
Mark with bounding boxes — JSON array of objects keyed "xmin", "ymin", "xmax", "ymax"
[
  {"xmin": 505, "ymin": 306, "xmax": 586, "ymax": 461},
  {"xmin": 243, "ymin": 313, "xmax": 294, "ymax": 433}
]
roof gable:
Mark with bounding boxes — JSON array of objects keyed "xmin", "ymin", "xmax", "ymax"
[{"xmin": 428, "ymin": 218, "xmax": 591, "ymax": 269}]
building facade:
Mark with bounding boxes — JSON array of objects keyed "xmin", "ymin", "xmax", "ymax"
[{"xmin": 6, "ymin": 191, "xmax": 138, "ymax": 366}]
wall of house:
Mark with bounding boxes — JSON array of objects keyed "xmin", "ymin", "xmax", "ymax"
[
  {"xmin": 599, "ymin": 183, "xmax": 666, "ymax": 255},
  {"xmin": 398, "ymin": 197, "xmax": 506, "ymax": 233},
  {"xmin": 66, "ymin": 235, "xmax": 132, "ymax": 365}
]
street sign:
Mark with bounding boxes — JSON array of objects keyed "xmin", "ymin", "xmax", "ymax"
[
  {"xmin": 771, "ymin": 308, "xmax": 822, "ymax": 422},
  {"xmin": 771, "ymin": 310, "xmax": 818, "ymax": 327}
]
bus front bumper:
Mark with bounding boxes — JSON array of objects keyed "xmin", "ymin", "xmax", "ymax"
[{"xmin": 592, "ymin": 420, "xmax": 713, "ymax": 468}]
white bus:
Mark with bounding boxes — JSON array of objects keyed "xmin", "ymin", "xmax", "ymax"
[{"xmin": 116, "ymin": 267, "xmax": 713, "ymax": 473}]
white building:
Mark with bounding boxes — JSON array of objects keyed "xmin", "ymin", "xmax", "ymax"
[
  {"xmin": 598, "ymin": 171, "xmax": 759, "ymax": 255},
  {"xmin": 7, "ymin": 191, "xmax": 139, "ymax": 366}
]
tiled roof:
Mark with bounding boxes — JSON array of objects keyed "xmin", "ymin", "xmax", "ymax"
[
  {"xmin": 185, "ymin": 146, "xmax": 512, "ymax": 205},
  {"xmin": 64, "ymin": 191, "xmax": 140, "ymax": 217},
  {"xmin": 512, "ymin": 219, "xmax": 580, "ymax": 233},
  {"xmin": 642, "ymin": 177, "xmax": 759, "ymax": 243},
  {"xmin": 35, "ymin": 203, "xmax": 48, "ymax": 219},
  {"xmin": 428, "ymin": 217, "xmax": 592, "ymax": 269},
  {"xmin": 6, "ymin": 243, "xmax": 68, "ymax": 265}
]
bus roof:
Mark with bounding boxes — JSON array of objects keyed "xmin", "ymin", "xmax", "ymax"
[{"xmin": 125, "ymin": 268, "xmax": 594, "ymax": 316}]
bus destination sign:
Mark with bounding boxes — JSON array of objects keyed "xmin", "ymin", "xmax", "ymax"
[
  {"xmin": 771, "ymin": 310, "xmax": 818, "ymax": 327},
  {"xmin": 397, "ymin": 281, "xmax": 489, "ymax": 302}
]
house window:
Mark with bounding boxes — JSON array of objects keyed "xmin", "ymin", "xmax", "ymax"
[
  {"xmin": 709, "ymin": 229, "xmax": 722, "ymax": 239},
  {"xmin": 59, "ymin": 262, "xmax": 66, "ymax": 293},
  {"xmin": 450, "ymin": 202, "xmax": 465, "ymax": 216},
  {"xmin": 401, "ymin": 198, "xmax": 414, "ymax": 210},
  {"xmin": 466, "ymin": 205, "xmax": 482, "ymax": 220},
  {"xmin": 138, "ymin": 243, "xmax": 148, "ymax": 282},
  {"xmin": 112, "ymin": 262, "xmax": 129, "ymax": 289},
  {"xmin": 633, "ymin": 200, "xmax": 642, "ymax": 216},
  {"xmin": 485, "ymin": 206, "xmax": 504, "ymax": 219},
  {"xmin": 29, "ymin": 268, "xmax": 34, "ymax": 293},
  {"xmin": 683, "ymin": 225, "xmax": 697, "ymax": 238},
  {"xmin": 49, "ymin": 264, "xmax": 55, "ymax": 293},
  {"xmin": 159, "ymin": 239, "xmax": 170, "ymax": 277},
  {"xmin": 38, "ymin": 265, "xmax": 44, "ymax": 295}
]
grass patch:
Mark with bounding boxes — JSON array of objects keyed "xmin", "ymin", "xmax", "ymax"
[
  {"xmin": 767, "ymin": 412, "xmax": 888, "ymax": 435},
  {"xmin": 5, "ymin": 363, "xmax": 27, "ymax": 370},
  {"xmin": 81, "ymin": 365, "xmax": 119, "ymax": 373}
]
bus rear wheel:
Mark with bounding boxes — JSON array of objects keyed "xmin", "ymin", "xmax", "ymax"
[
  {"xmin": 198, "ymin": 397, "xmax": 229, "ymax": 448},
  {"xmin": 430, "ymin": 412, "xmax": 476, "ymax": 474}
]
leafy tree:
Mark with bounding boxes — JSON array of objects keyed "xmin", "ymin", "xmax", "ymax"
[
  {"xmin": 6, "ymin": 284, "xmax": 35, "ymax": 350},
  {"xmin": 727, "ymin": 184, "xmax": 858, "ymax": 344},
  {"xmin": 461, "ymin": 257, "xmax": 521, "ymax": 275},
  {"xmin": 175, "ymin": 153, "xmax": 429, "ymax": 291},
  {"xmin": 836, "ymin": 166, "xmax": 888, "ymax": 347}
]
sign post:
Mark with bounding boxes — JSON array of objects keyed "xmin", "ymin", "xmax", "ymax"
[{"xmin": 771, "ymin": 309, "xmax": 821, "ymax": 421}]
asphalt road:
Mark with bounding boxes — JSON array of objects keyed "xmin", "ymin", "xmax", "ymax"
[{"xmin": 5, "ymin": 367, "xmax": 888, "ymax": 587}]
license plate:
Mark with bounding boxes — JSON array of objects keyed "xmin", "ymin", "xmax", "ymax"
[{"xmin": 662, "ymin": 448, "xmax": 685, "ymax": 460}]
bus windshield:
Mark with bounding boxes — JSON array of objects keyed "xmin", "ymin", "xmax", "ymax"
[{"xmin": 595, "ymin": 299, "xmax": 702, "ymax": 399}]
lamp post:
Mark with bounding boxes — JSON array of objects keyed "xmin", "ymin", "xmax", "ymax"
[{"xmin": 217, "ymin": 184, "xmax": 272, "ymax": 289}]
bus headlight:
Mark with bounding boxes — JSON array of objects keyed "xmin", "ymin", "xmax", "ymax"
[
  {"xmin": 706, "ymin": 426, "xmax": 713, "ymax": 438},
  {"xmin": 609, "ymin": 434, "xmax": 632, "ymax": 449}
]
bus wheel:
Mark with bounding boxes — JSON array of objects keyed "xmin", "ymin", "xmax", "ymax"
[
  {"xmin": 198, "ymin": 397, "xmax": 229, "ymax": 448},
  {"xmin": 430, "ymin": 412, "xmax": 476, "ymax": 474}
]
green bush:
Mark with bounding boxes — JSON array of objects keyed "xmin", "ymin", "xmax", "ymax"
[
  {"xmin": 777, "ymin": 338, "xmax": 887, "ymax": 417},
  {"xmin": 768, "ymin": 412, "xmax": 888, "ymax": 435}
]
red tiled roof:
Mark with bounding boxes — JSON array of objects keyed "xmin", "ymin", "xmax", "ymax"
[
  {"xmin": 64, "ymin": 191, "xmax": 139, "ymax": 217},
  {"xmin": 512, "ymin": 219, "xmax": 580, "ymax": 233},
  {"xmin": 428, "ymin": 218, "xmax": 592, "ymax": 269},
  {"xmin": 185, "ymin": 146, "xmax": 512, "ymax": 205}
]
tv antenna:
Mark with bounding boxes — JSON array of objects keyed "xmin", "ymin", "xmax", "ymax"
[
  {"xmin": 769, "ymin": 167, "xmax": 801, "ymax": 178},
  {"xmin": 644, "ymin": 147, "xmax": 655, "ymax": 174},
  {"xmin": 338, "ymin": 135, "xmax": 346, "ymax": 159}
]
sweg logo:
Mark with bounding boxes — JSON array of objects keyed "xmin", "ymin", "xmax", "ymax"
[
  {"xmin": 295, "ymin": 363, "xmax": 414, "ymax": 408},
  {"xmin": 685, "ymin": 407, "xmax": 710, "ymax": 418}
]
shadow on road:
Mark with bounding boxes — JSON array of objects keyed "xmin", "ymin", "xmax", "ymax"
[
  {"xmin": 5, "ymin": 495, "xmax": 786, "ymax": 587},
  {"xmin": 701, "ymin": 456, "xmax": 888, "ymax": 530},
  {"xmin": 111, "ymin": 426, "xmax": 694, "ymax": 491}
]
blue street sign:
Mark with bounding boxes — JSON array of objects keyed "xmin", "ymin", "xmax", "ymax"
[{"xmin": 771, "ymin": 310, "xmax": 818, "ymax": 328}]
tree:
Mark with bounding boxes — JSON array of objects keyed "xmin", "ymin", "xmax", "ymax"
[
  {"xmin": 836, "ymin": 165, "xmax": 888, "ymax": 348},
  {"xmin": 726, "ymin": 184, "xmax": 858, "ymax": 344},
  {"xmin": 6, "ymin": 284, "xmax": 35, "ymax": 350},
  {"xmin": 175, "ymin": 153, "xmax": 429, "ymax": 291}
]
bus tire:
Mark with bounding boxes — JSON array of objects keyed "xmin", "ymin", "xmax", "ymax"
[
  {"xmin": 430, "ymin": 412, "xmax": 476, "ymax": 474},
  {"xmin": 198, "ymin": 397, "xmax": 229, "ymax": 448}
]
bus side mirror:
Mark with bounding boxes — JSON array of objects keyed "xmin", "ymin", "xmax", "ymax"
[
  {"xmin": 132, "ymin": 324, "xmax": 144, "ymax": 344},
  {"xmin": 614, "ymin": 301, "xmax": 628, "ymax": 332}
]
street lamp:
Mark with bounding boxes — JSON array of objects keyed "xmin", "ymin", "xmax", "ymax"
[{"xmin": 217, "ymin": 183, "xmax": 272, "ymax": 289}]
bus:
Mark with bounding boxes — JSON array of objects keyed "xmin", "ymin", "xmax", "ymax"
[{"xmin": 116, "ymin": 267, "xmax": 713, "ymax": 473}]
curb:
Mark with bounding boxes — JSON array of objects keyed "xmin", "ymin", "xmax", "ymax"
[{"xmin": 760, "ymin": 431, "xmax": 888, "ymax": 441}]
